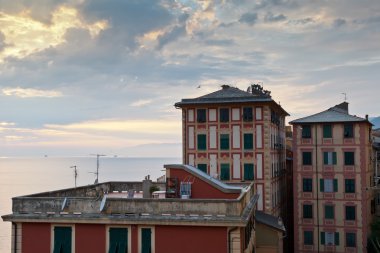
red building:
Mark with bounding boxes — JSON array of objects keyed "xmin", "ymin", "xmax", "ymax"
[{"xmin": 2, "ymin": 164, "xmax": 258, "ymax": 253}]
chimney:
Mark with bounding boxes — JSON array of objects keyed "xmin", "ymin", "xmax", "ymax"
[
  {"xmin": 335, "ymin": 102, "xmax": 349, "ymax": 114},
  {"xmin": 366, "ymin": 114, "xmax": 369, "ymax": 120},
  {"xmin": 221, "ymin": 84, "xmax": 230, "ymax": 90}
]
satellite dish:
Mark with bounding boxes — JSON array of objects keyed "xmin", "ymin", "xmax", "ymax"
[
  {"xmin": 61, "ymin": 198, "xmax": 67, "ymax": 211},
  {"xmin": 100, "ymin": 195, "xmax": 107, "ymax": 212}
]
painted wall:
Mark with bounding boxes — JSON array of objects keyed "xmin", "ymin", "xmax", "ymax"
[
  {"xmin": 168, "ymin": 167, "xmax": 240, "ymax": 199},
  {"xmin": 22, "ymin": 223, "xmax": 50, "ymax": 253},
  {"xmin": 75, "ymin": 224, "xmax": 105, "ymax": 253},
  {"xmin": 155, "ymin": 225, "xmax": 228, "ymax": 253}
]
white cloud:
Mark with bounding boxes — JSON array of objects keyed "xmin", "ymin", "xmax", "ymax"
[
  {"xmin": 130, "ymin": 99, "xmax": 153, "ymax": 107},
  {"xmin": 2, "ymin": 87, "xmax": 63, "ymax": 98}
]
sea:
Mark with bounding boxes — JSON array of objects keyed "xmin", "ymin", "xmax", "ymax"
[{"xmin": 0, "ymin": 156, "xmax": 181, "ymax": 252}]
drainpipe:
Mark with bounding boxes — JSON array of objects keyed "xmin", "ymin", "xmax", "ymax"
[
  {"xmin": 228, "ymin": 227, "xmax": 238, "ymax": 253},
  {"xmin": 13, "ymin": 222, "xmax": 17, "ymax": 253},
  {"xmin": 315, "ymin": 125, "xmax": 320, "ymax": 253}
]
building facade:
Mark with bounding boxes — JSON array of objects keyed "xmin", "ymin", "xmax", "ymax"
[
  {"xmin": 2, "ymin": 164, "xmax": 258, "ymax": 253},
  {"xmin": 175, "ymin": 84, "xmax": 289, "ymax": 216},
  {"xmin": 291, "ymin": 102, "xmax": 374, "ymax": 253}
]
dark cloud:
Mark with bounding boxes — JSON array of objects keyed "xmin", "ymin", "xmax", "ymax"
[
  {"xmin": 332, "ymin": 18, "xmax": 346, "ymax": 28},
  {"xmin": 239, "ymin": 13, "xmax": 258, "ymax": 26},
  {"xmin": 157, "ymin": 25, "xmax": 186, "ymax": 50},
  {"xmin": 288, "ymin": 17, "xmax": 314, "ymax": 25},
  {"xmin": 264, "ymin": 12, "xmax": 287, "ymax": 23}
]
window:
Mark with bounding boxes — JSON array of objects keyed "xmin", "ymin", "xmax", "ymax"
[
  {"xmin": 109, "ymin": 227, "xmax": 128, "ymax": 253},
  {"xmin": 302, "ymin": 125, "xmax": 311, "ymax": 138},
  {"xmin": 244, "ymin": 133, "xmax": 253, "ymax": 150},
  {"xmin": 323, "ymin": 124, "xmax": 332, "ymax": 138},
  {"xmin": 197, "ymin": 134, "xmax": 206, "ymax": 150},
  {"xmin": 197, "ymin": 164, "xmax": 207, "ymax": 173},
  {"xmin": 325, "ymin": 205, "xmax": 334, "ymax": 219},
  {"xmin": 323, "ymin": 152, "xmax": 337, "ymax": 165},
  {"xmin": 197, "ymin": 109, "xmax": 206, "ymax": 123},
  {"xmin": 244, "ymin": 164, "xmax": 254, "ymax": 180},
  {"xmin": 140, "ymin": 228, "xmax": 152, "ymax": 253},
  {"xmin": 304, "ymin": 231, "xmax": 313, "ymax": 245},
  {"xmin": 344, "ymin": 123, "xmax": 354, "ymax": 138},
  {"xmin": 321, "ymin": 232, "xmax": 339, "ymax": 246},
  {"xmin": 303, "ymin": 178, "xmax": 313, "ymax": 192},
  {"xmin": 303, "ymin": 204, "xmax": 313, "ymax": 218},
  {"xmin": 303, "ymin": 152, "xmax": 312, "ymax": 165},
  {"xmin": 345, "ymin": 179, "xmax": 355, "ymax": 193},
  {"xmin": 345, "ymin": 206, "xmax": 356, "ymax": 220},
  {"xmin": 220, "ymin": 164, "xmax": 230, "ymax": 180},
  {"xmin": 346, "ymin": 233, "xmax": 356, "ymax": 247},
  {"xmin": 219, "ymin": 108, "xmax": 229, "ymax": 122},
  {"xmin": 243, "ymin": 107, "xmax": 253, "ymax": 121},
  {"xmin": 53, "ymin": 226, "xmax": 72, "ymax": 253},
  {"xmin": 344, "ymin": 152, "xmax": 355, "ymax": 165},
  {"xmin": 320, "ymin": 179, "xmax": 338, "ymax": 193},
  {"xmin": 220, "ymin": 134, "xmax": 229, "ymax": 150}
]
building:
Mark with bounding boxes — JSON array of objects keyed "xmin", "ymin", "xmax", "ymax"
[
  {"xmin": 291, "ymin": 102, "xmax": 374, "ymax": 252},
  {"xmin": 2, "ymin": 164, "xmax": 258, "ymax": 253},
  {"xmin": 174, "ymin": 84, "xmax": 289, "ymax": 216}
]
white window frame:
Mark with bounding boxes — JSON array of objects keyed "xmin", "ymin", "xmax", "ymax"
[
  {"xmin": 138, "ymin": 226, "xmax": 155, "ymax": 253},
  {"xmin": 106, "ymin": 225, "xmax": 132, "ymax": 253}
]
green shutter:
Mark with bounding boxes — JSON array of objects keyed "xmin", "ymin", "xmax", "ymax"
[
  {"xmin": 325, "ymin": 206, "xmax": 334, "ymax": 219},
  {"xmin": 321, "ymin": 232, "xmax": 325, "ymax": 245},
  {"xmin": 221, "ymin": 164, "xmax": 230, "ymax": 180},
  {"xmin": 53, "ymin": 227, "xmax": 72, "ymax": 253},
  {"xmin": 197, "ymin": 164, "xmax": 207, "ymax": 173},
  {"xmin": 333, "ymin": 179, "xmax": 338, "ymax": 192},
  {"xmin": 244, "ymin": 164, "xmax": 254, "ymax": 180},
  {"xmin": 109, "ymin": 228, "xmax": 128, "ymax": 253},
  {"xmin": 220, "ymin": 134, "xmax": 229, "ymax": 150},
  {"xmin": 323, "ymin": 152, "xmax": 328, "ymax": 165},
  {"xmin": 333, "ymin": 152, "xmax": 337, "ymax": 165},
  {"xmin": 335, "ymin": 232, "xmax": 339, "ymax": 246},
  {"xmin": 197, "ymin": 134, "xmax": 206, "ymax": 150},
  {"xmin": 141, "ymin": 228, "xmax": 151, "ymax": 253},
  {"xmin": 323, "ymin": 124, "xmax": 332, "ymax": 138},
  {"xmin": 320, "ymin": 179, "xmax": 324, "ymax": 192},
  {"xmin": 244, "ymin": 134, "xmax": 253, "ymax": 150}
]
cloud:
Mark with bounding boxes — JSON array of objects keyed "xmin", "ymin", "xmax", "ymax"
[
  {"xmin": 1, "ymin": 87, "xmax": 63, "ymax": 98},
  {"xmin": 157, "ymin": 25, "xmax": 187, "ymax": 49},
  {"xmin": 264, "ymin": 12, "xmax": 287, "ymax": 23},
  {"xmin": 130, "ymin": 99, "xmax": 153, "ymax": 107},
  {"xmin": 239, "ymin": 13, "xmax": 258, "ymax": 26},
  {"xmin": 332, "ymin": 18, "xmax": 346, "ymax": 27},
  {"xmin": 0, "ymin": 122, "xmax": 16, "ymax": 126},
  {"xmin": 0, "ymin": 6, "xmax": 108, "ymax": 61}
]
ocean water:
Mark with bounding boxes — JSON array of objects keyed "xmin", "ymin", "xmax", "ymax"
[{"xmin": 0, "ymin": 156, "xmax": 181, "ymax": 252}]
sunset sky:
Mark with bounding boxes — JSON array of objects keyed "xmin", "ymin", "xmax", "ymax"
[{"xmin": 0, "ymin": 0, "xmax": 379, "ymax": 157}]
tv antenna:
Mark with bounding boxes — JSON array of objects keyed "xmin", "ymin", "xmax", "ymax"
[
  {"xmin": 341, "ymin": 92, "xmax": 347, "ymax": 101},
  {"xmin": 70, "ymin": 165, "xmax": 78, "ymax": 187},
  {"xmin": 90, "ymin": 154, "xmax": 106, "ymax": 184}
]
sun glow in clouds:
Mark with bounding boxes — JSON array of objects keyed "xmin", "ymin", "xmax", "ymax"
[
  {"xmin": 0, "ymin": 6, "xmax": 108, "ymax": 61},
  {"xmin": 2, "ymin": 87, "xmax": 63, "ymax": 98}
]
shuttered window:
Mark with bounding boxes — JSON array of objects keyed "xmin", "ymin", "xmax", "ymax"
[
  {"xmin": 346, "ymin": 233, "xmax": 356, "ymax": 247},
  {"xmin": 304, "ymin": 231, "xmax": 313, "ymax": 245},
  {"xmin": 344, "ymin": 123, "xmax": 354, "ymax": 138},
  {"xmin": 302, "ymin": 125, "xmax": 311, "ymax": 138},
  {"xmin": 303, "ymin": 178, "xmax": 312, "ymax": 192},
  {"xmin": 323, "ymin": 152, "xmax": 337, "ymax": 165},
  {"xmin": 243, "ymin": 107, "xmax": 253, "ymax": 121},
  {"xmin": 109, "ymin": 228, "xmax": 128, "ymax": 253},
  {"xmin": 244, "ymin": 164, "xmax": 254, "ymax": 180},
  {"xmin": 220, "ymin": 134, "xmax": 229, "ymax": 150},
  {"xmin": 323, "ymin": 124, "xmax": 332, "ymax": 138},
  {"xmin": 303, "ymin": 204, "xmax": 313, "ymax": 218},
  {"xmin": 345, "ymin": 206, "xmax": 356, "ymax": 220},
  {"xmin": 219, "ymin": 108, "xmax": 229, "ymax": 122},
  {"xmin": 321, "ymin": 232, "xmax": 339, "ymax": 246},
  {"xmin": 325, "ymin": 205, "xmax": 334, "ymax": 219},
  {"xmin": 197, "ymin": 134, "xmax": 207, "ymax": 150},
  {"xmin": 344, "ymin": 152, "xmax": 355, "ymax": 165},
  {"xmin": 197, "ymin": 109, "xmax": 206, "ymax": 123},
  {"xmin": 220, "ymin": 164, "xmax": 230, "ymax": 180},
  {"xmin": 141, "ymin": 228, "xmax": 151, "ymax": 253},
  {"xmin": 244, "ymin": 133, "xmax": 253, "ymax": 150},
  {"xmin": 53, "ymin": 227, "xmax": 72, "ymax": 253},
  {"xmin": 303, "ymin": 152, "xmax": 312, "ymax": 165},
  {"xmin": 320, "ymin": 179, "xmax": 338, "ymax": 192},
  {"xmin": 197, "ymin": 164, "xmax": 207, "ymax": 174},
  {"xmin": 345, "ymin": 179, "xmax": 355, "ymax": 193}
]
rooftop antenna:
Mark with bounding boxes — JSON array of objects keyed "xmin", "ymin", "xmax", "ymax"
[
  {"xmin": 90, "ymin": 154, "xmax": 106, "ymax": 184},
  {"xmin": 70, "ymin": 165, "xmax": 78, "ymax": 187},
  {"xmin": 341, "ymin": 92, "xmax": 347, "ymax": 101}
]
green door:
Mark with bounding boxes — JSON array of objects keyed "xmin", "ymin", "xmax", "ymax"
[
  {"xmin": 141, "ymin": 228, "xmax": 152, "ymax": 253},
  {"xmin": 53, "ymin": 227, "xmax": 72, "ymax": 253}
]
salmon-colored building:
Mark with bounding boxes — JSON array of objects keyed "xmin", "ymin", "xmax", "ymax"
[
  {"xmin": 175, "ymin": 84, "xmax": 289, "ymax": 217},
  {"xmin": 2, "ymin": 164, "xmax": 258, "ymax": 253},
  {"xmin": 291, "ymin": 102, "xmax": 375, "ymax": 253}
]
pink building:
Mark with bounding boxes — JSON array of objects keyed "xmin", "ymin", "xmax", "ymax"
[{"xmin": 291, "ymin": 102, "xmax": 374, "ymax": 252}]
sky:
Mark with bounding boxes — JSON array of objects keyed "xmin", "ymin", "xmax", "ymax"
[{"xmin": 0, "ymin": 0, "xmax": 379, "ymax": 157}]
